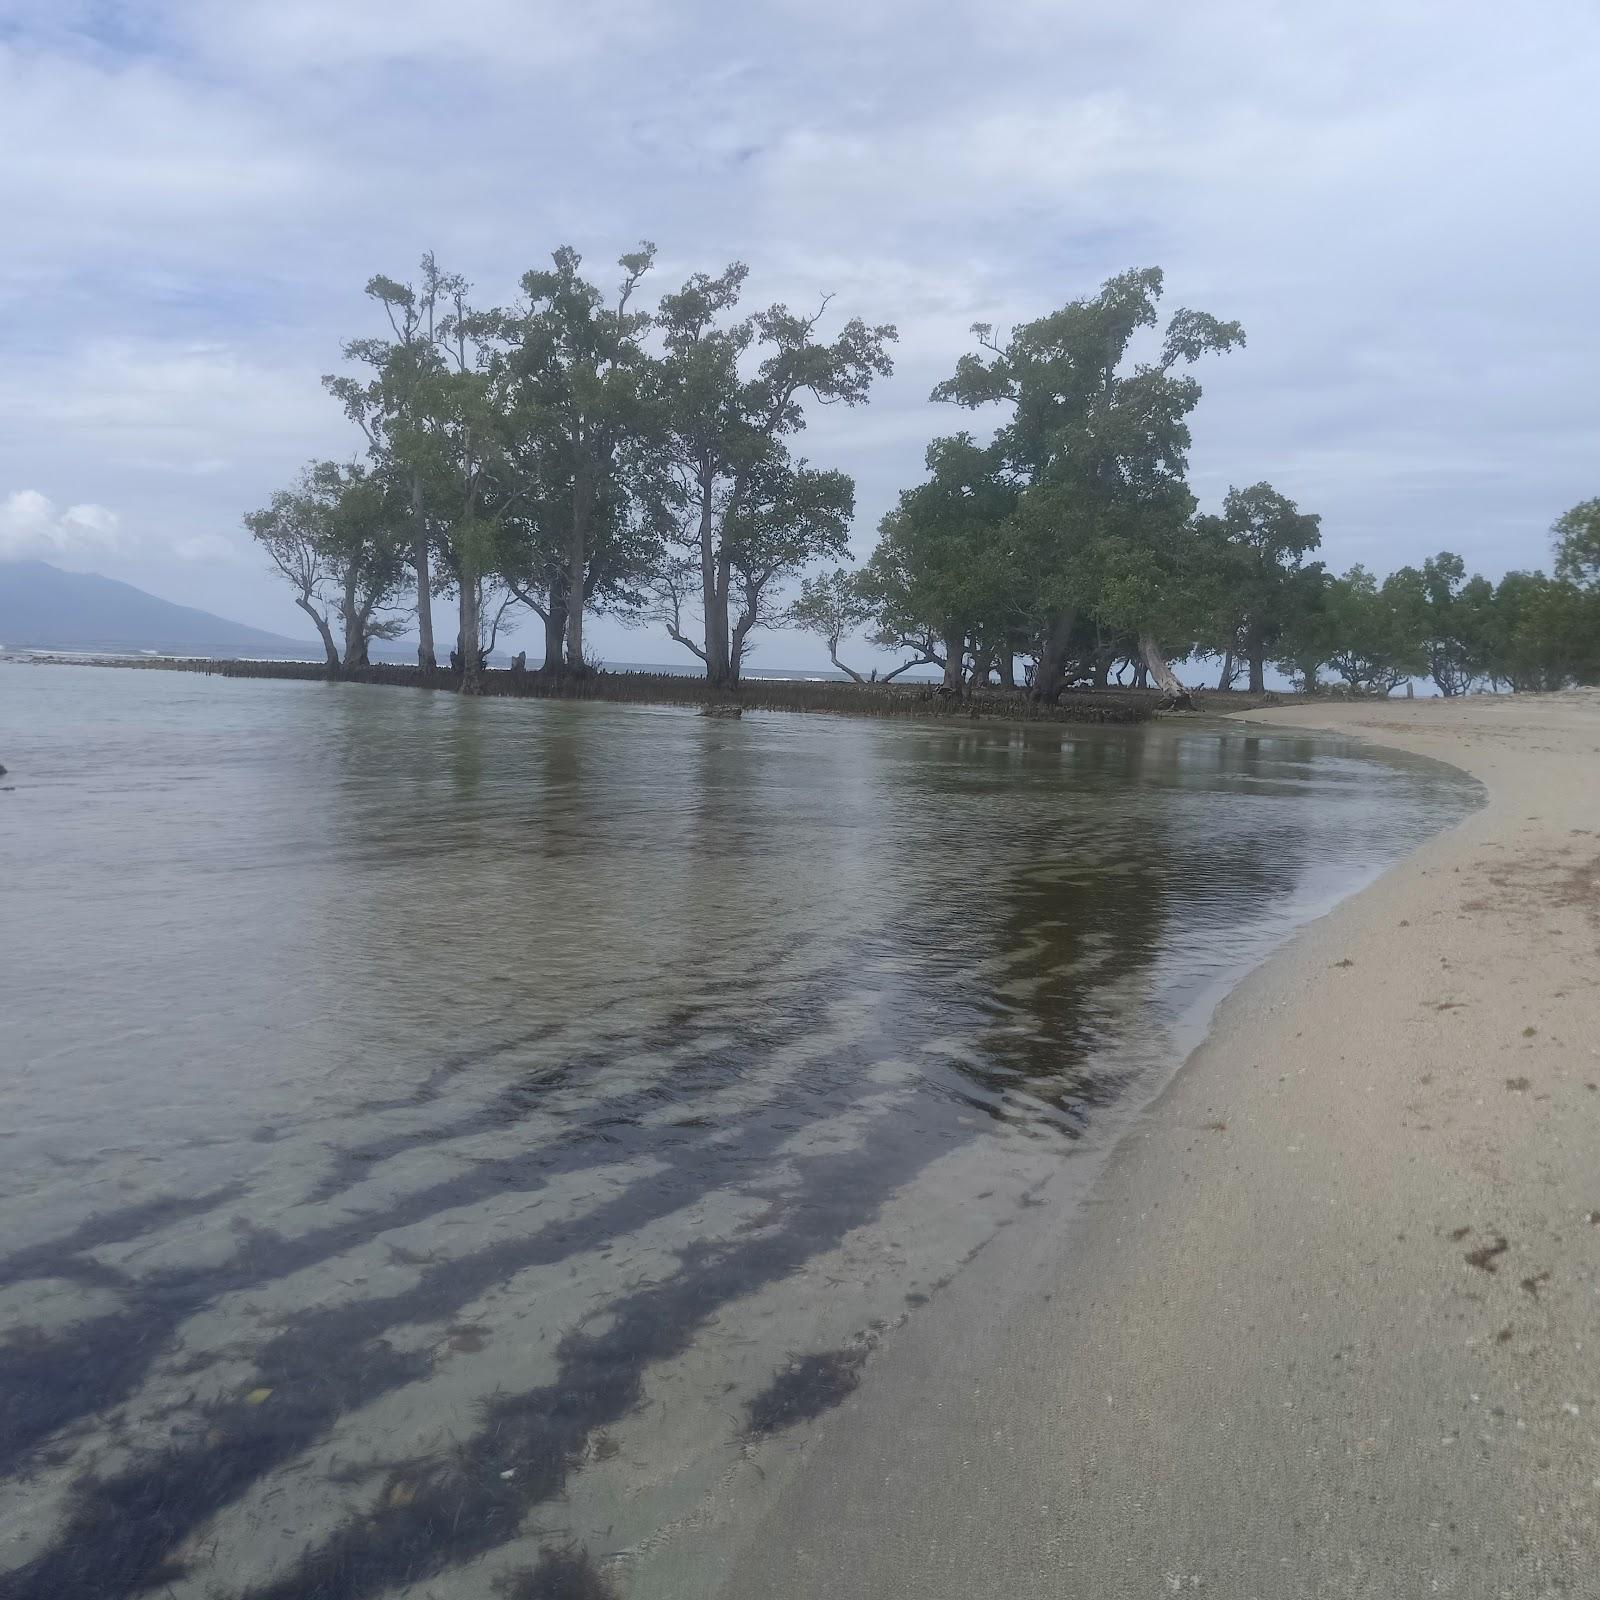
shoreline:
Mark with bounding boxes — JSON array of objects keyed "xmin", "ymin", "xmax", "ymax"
[
  {"xmin": 9, "ymin": 651, "xmax": 1298, "ymax": 726},
  {"xmin": 715, "ymin": 690, "xmax": 1600, "ymax": 1598}
]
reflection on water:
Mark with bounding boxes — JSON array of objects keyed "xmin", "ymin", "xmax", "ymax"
[{"xmin": 0, "ymin": 664, "xmax": 1477, "ymax": 1598}]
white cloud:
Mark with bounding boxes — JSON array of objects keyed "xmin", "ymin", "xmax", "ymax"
[{"xmin": 0, "ymin": 490, "xmax": 124, "ymax": 564}]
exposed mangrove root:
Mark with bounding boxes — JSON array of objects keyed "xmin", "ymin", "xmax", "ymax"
[{"xmin": 74, "ymin": 656, "xmax": 1168, "ymax": 725}]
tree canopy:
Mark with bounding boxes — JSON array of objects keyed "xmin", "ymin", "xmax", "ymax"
[{"xmin": 249, "ymin": 253, "xmax": 1598, "ymax": 700}]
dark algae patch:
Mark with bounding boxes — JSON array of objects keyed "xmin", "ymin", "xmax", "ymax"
[
  {"xmin": 1, "ymin": 1061, "xmax": 956, "ymax": 1600},
  {"xmin": 1465, "ymin": 1235, "xmax": 1510, "ymax": 1272},
  {"xmin": 495, "ymin": 1546, "xmax": 619, "ymax": 1600},
  {"xmin": 227, "ymin": 1123, "xmax": 934, "ymax": 1600},
  {"xmin": 745, "ymin": 1346, "xmax": 871, "ymax": 1436},
  {"xmin": 0, "ymin": 1182, "xmax": 247, "ymax": 1291},
  {"xmin": 3, "ymin": 1338, "xmax": 432, "ymax": 1598},
  {"xmin": 0, "ymin": 1183, "xmax": 249, "ymax": 1478},
  {"xmin": 0, "ymin": 969, "xmax": 876, "ymax": 1484}
]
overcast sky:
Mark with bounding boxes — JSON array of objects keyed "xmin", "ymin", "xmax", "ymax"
[{"xmin": 2, "ymin": 0, "xmax": 1596, "ymax": 669}]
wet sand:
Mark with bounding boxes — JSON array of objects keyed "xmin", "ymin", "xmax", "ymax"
[{"xmin": 718, "ymin": 690, "xmax": 1600, "ymax": 1598}]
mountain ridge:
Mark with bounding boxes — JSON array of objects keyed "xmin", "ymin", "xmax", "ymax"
[{"xmin": 0, "ymin": 560, "xmax": 319, "ymax": 657}]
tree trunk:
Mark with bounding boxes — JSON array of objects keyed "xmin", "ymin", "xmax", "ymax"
[
  {"xmin": 997, "ymin": 649, "xmax": 1016, "ymax": 690},
  {"xmin": 543, "ymin": 595, "xmax": 566, "ymax": 673},
  {"xmin": 1092, "ymin": 654, "xmax": 1110, "ymax": 690},
  {"xmin": 297, "ymin": 596, "xmax": 340, "ymax": 676},
  {"xmin": 695, "ymin": 474, "xmax": 731, "ymax": 689},
  {"xmin": 1217, "ymin": 647, "xmax": 1234, "ymax": 690},
  {"xmin": 881, "ymin": 656, "xmax": 936, "ymax": 683},
  {"xmin": 1031, "ymin": 610, "xmax": 1077, "ymax": 701},
  {"xmin": 340, "ymin": 572, "xmax": 367, "ymax": 673},
  {"xmin": 941, "ymin": 627, "xmax": 965, "ymax": 690},
  {"xmin": 1139, "ymin": 632, "xmax": 1187, "ymax": 699},
  {"xmin": 1246, "ymin": 624, "xmax": 1266, "ymax": 694},
  {"xmin": 565, "ymin": 471, "xmax": 593, "ymax": 672},
  {"xmin": 413, "ymin": 472, "xmax": 435, "ymax": 670},
  {"xmin": 458, "ymin": 572, "xmax": 483, "ymax": 696},
  {"xmin": 706, "ymin": 547, "xmax": 735, "ymax": 690},
  {"xmin": 729, "ymin": 603, "xmax": 755, "ymax": 687}
]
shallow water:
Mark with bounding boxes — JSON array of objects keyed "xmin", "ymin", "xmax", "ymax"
[{"xmin": 0, "ymin": 664, "xmax": 1478, "ymax": 1598}]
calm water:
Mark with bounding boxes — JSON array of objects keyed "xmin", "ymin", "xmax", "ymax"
[{"xmin": 0, "ymin": 663, "xmax": 1478, "ymax": 1599}]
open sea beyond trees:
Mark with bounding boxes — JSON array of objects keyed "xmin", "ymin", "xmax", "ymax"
[{"xmin": 0, "ymin": 662, "xmax": 1479, "ymax": 1599}]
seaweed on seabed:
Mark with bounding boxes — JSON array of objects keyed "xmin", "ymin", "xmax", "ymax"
[
  {"xmin": 495, "ymin": 1544, "xmax": 618, "ymax": 1600},
  {"xmin": 745, "ymin": 1345, "xmax": 869, "ymax": 1437},
  {"xmin": 5, "ymin": 1335, "xmax": 437, "ymax": 1600}
]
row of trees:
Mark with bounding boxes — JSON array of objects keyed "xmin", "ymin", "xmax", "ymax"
[
  {"xmin": 792, "ymin": 267, "xmax": 1597, "ymax": 698},
  {"xmin": 1271, "ymin": 543, "xmax": 1600, "ymax": 697},
  {"xmin": 249, "ymin": 255, "xmax": 1598, "ymax": 698},
  {"xmin": 800, "ymin": 508, "xmax": 1600, "ymax": 699},
  {"xmin": 248, "ymin": 248, "xmax": 892, "ymax": 693}
]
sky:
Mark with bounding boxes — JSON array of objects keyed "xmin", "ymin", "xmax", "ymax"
[{"xmin": 1, "ymin": 0, "xmax": 1596, "ymax": 671}]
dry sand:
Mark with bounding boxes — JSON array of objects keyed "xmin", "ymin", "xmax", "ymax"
[{"xmin": 715, "ymin": 690, "xmax": 1600, "ymax": 1599}]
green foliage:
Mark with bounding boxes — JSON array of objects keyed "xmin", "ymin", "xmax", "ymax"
[
  {"xmin": 323, "ymin": 255, "xmax": 482, "ymax": 668},
  {"xmin": 1297, "ymin": 553, "xmax": 1597, "ymax": 698},
  {"xmin": 1194, "ymin": 482, "xmax": 1322, "ymax": 691},
  {"xmin": 652, "ymin": 268, "xmax": 895, "ymax": 684},
  {"xmin": 858, "ymin": 434, "xmax": 1018, "ymax": 681},
  {"xmin": 1484, "ymin": 570, "xmax": 1597, "ymax": 690},
  {"xmin": 244, "ymin": 461, "xmax": 410, "ymax": 671},
  {"xmin": 925, "ymin": 266, "xmax": 1244, "ymax": 694},
  {"xmin": 1553, "ymin": 499, "xmax": 1600, "ymax": 590},
  {"xmin": 1378, "ymin": 553, "xmax": 1495, "ymax": 696},
  {"xmin": 1303, "ymin": 565, "xmax": 1427, "ymax": 694},
  {"xmin": 790, "ymin": 568, "xmax": 875, "ymax": 680},
  {"xmin": 495, "ymin": 243, "xmax": 663, "ymax": 669}
]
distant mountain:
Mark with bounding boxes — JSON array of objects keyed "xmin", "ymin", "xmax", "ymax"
[{"xmin": 0, "ymin": 560, "xmax": 320, "ymax": 658}]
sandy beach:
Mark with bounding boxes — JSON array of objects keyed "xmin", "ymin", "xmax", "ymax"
[{"xmin": 717, "ymin": 690, "xmax": 1600, "ymax": 1599}]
